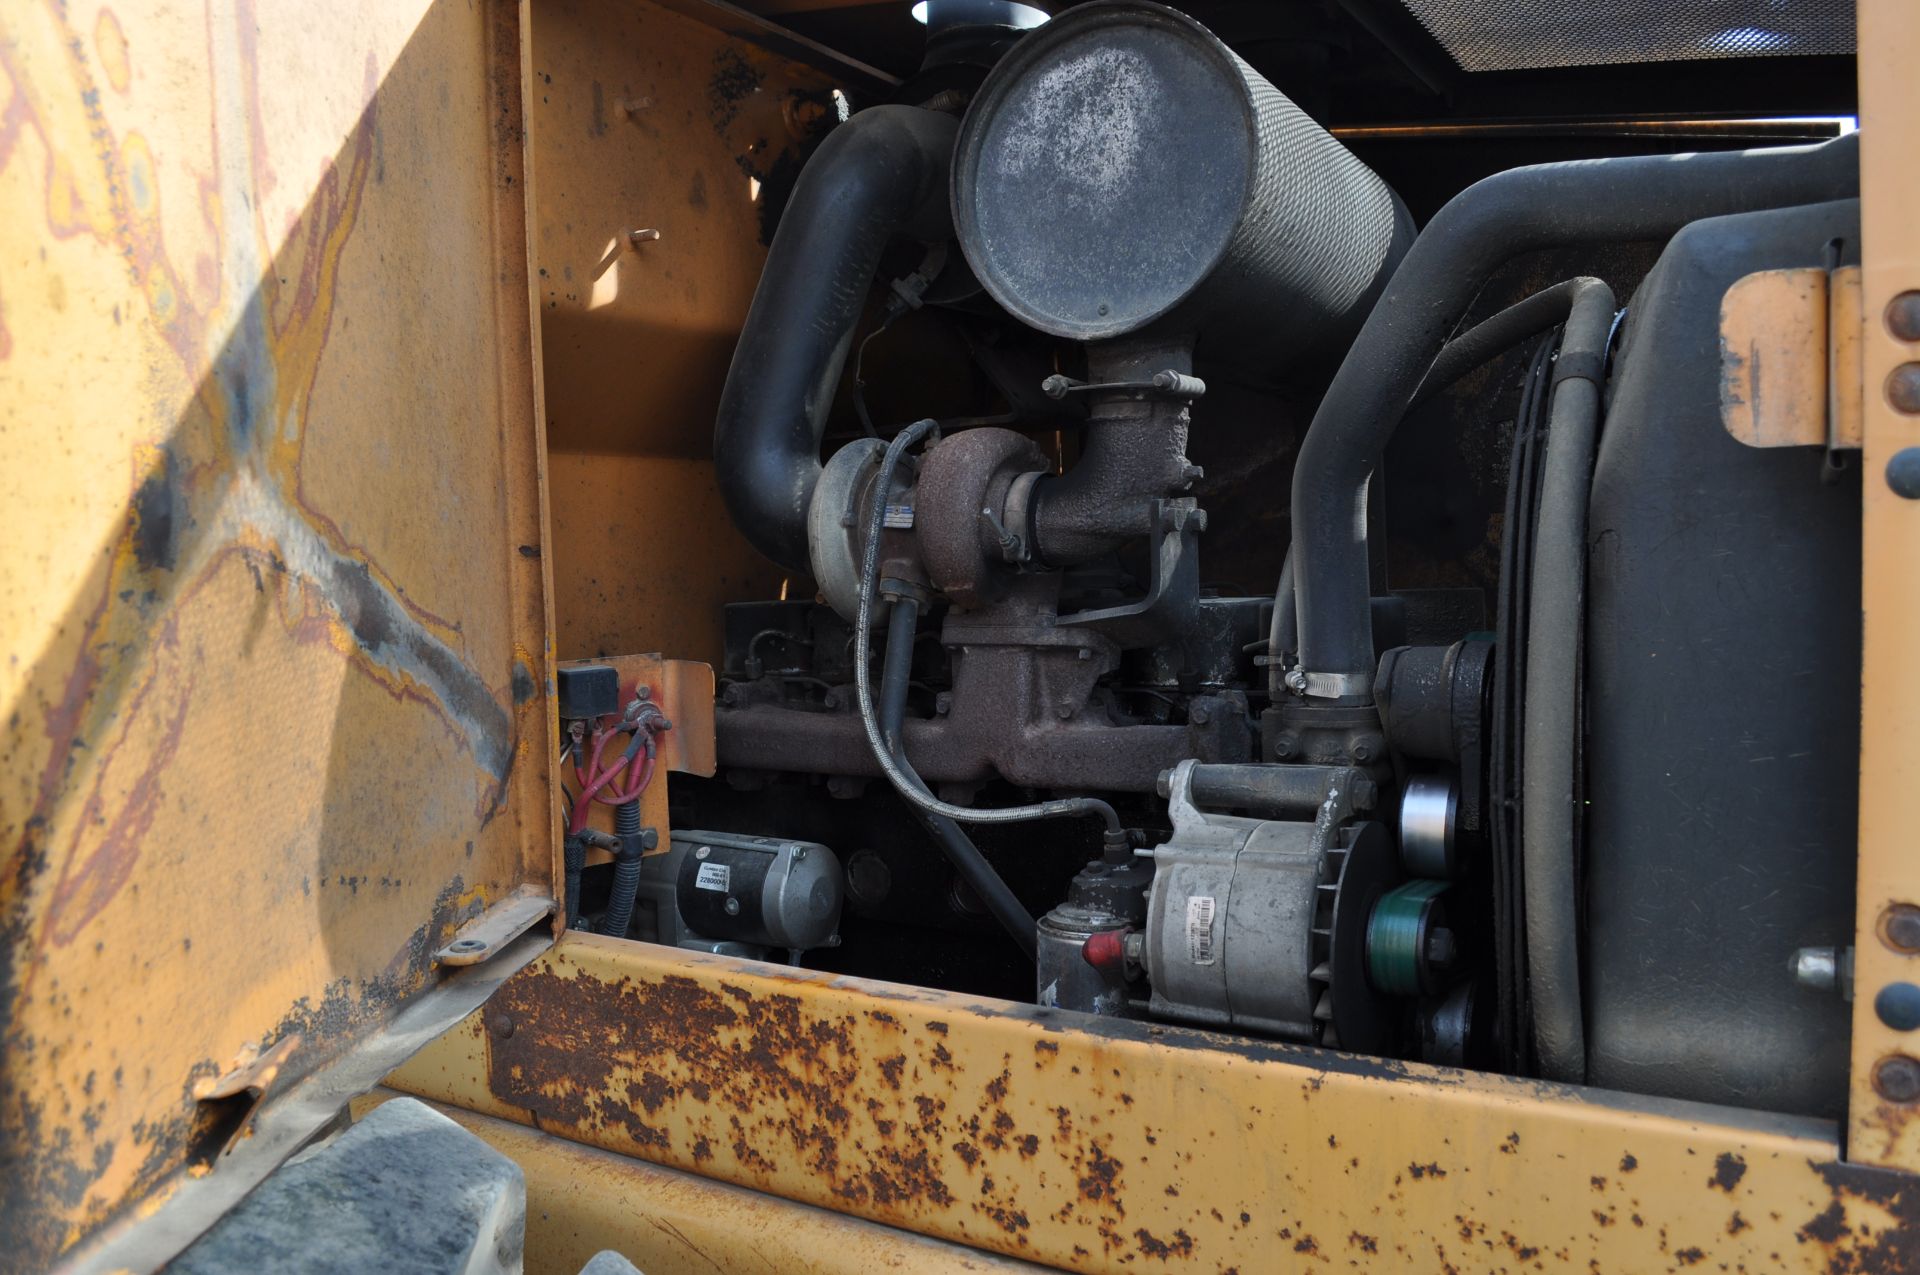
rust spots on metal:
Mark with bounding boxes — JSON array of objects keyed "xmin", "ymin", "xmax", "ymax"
[
  {"xmin": 478, "ymin": 948, "xmax": 1185, "ymax": 1262},
  {"xmin": 1712, "ymin": 1151, "xmax": 1750, "ymax": 1192},
  {"xmin": 1135, "ymin": 1226, "xmax": 1195, "ymax": 1259},
  {"xmin": 1794, "ymin": 1160, "xmax": 1920, "ymax": 1272},
  {"xmin": 424, "ymin": 940, "xmax": 1920, "ymax": 1273},
  {"xmin": 706, "ymin": 47, "xmax": 763, "ymax": 133}
]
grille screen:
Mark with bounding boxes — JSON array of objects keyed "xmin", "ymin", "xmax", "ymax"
[{"xmin": 1398, "ymin": 0, "xmax": 1854, "ymax": 72}]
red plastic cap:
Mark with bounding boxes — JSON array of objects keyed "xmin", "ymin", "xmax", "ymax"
[{"xmin": 1082, "ymin": 928, "xmax": 1132, "ymax": 972}]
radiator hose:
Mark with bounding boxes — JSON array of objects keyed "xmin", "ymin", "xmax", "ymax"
[{"xmin": 1285, "ymin": 133, "xmax": 1860, "ymax": 697}]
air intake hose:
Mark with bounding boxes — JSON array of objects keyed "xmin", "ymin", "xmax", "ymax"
[{"xmin": 714, "ymin": 105, "xmax": 958, "ymax": 569}]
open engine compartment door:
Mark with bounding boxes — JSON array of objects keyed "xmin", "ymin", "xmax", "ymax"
[{"xmin": 0, "ymin": 2, "xmax": 556, "ymax": 1266}]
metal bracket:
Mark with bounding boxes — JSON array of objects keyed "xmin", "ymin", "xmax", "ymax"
[
  {"xmin": 1720, "ymin": 264, "xmax": 1864, "ymax": 454},
  {"xmin": 1041, "ymin": 370, "xmax": 1207, "ymax": 401},
  {"xmin": 1056, "ymin": 498, "xmax": 1203, "ymax": 646},
  {"xmin": 435, "ymin": 886, "xmax": 556, "ymax": 966}
]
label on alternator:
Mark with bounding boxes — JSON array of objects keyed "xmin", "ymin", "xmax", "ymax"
[
  {"xmin": 1185, "ymin": 895, "xmax": 1217, "ymax": 965},
  {"xmin": 695, "ymin": 863, "xmax": 731, "ymax": 892}
]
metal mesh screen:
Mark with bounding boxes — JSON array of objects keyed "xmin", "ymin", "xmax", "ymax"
[{"xmin": 1398, "ymin": 0, "xmax": 1854, "ymax": 72}]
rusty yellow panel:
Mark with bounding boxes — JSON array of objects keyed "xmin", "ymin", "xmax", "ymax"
[
  {"xmin": 388, "ymin": 935, "xmax": 1917, "ymax": 1272},
  {"xmin": 0, "ymin": 0, "xmax": 553, "ymax": 1264},
  {"xmin": 1853, "ymin": 0, "xmax": 1920, "ymax": 1172},
  {"xmin": 531, "ymin": 0, "xmax": 838, "ymax": 665},
  {"xmin": 355, "ymin": 1089, "xmax": 1044, "ymax": 1274}
]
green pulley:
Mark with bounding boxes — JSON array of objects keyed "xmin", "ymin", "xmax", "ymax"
[{"xmin": 1366, "ymin": 878, "xmax": 1449, "ymax": 997}]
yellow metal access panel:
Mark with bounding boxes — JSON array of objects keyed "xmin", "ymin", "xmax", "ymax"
[{"xmin": 4, "ymin": 0, "xmax": 1918, "ymax": 1272}]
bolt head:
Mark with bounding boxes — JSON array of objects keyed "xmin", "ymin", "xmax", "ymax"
[
  {"xmin": 1351, "ymin": 740, "xmax": 1377, "ymax": 764},
  {"xmin": 1890, "ymin": 448, "xmax": 1920, "ymax": 500},
  {"xmin": 1190, "ymin": 705, "xmax": 1211, "ymax": 726},
  {"xmin": 1888, "ymin": 363, "xmax": 1920, "ymax": 415},
  {"xmin": 1272, "ymin": 734, "xmax": 1299, "ymax": 760},
  {"xmin": 1886, "ymin": 904, "xmax": 1920, "ymax": 952},
  {"xmin": 935, "ymin": 692, "xmax": 953, "ymax": 715},
  {"xmin": 1879, "ymin": 983, "xmax": 1920, "ymax": 1032},
  {"xmin": 1424, "ymin": 928, "xmax": 1457, "ymax": 969},
  {"xmin": 1791, "ymin": 946, "xmax": 1840, "ymax": 991},
  {"xmin": 486, "ymin": 1012, "xmax": 515, "ymax": 1039},
  {"xmin": 1284, "ymin": 668, "xmax": 1309, "ymax": 695},
  {"xmin": 823, "ymin": 692, "xmax": 840, "ymax": 709},
  {"xmin": 724, "ymin": 897, "xmax": 741, "ymax": 916},
  {"xmin": 1888, "ymin": 291, "xmax": 1920, "ymax": 343},
  {"xmin": 1875, "ymin": 1054, "xmax": 1920, "ymax": 1104},
  {"xmin": 1056, "ymin": 701, "xmax": 1075, "ymax": 721}
]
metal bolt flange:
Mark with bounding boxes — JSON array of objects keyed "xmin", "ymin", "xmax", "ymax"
[
  {"xmin": 1887, "ymin": 364, "xmax": 1920, "ymax": 415},
  {"xmin": 1874, "ymin": 1054, "xmax": 1920, "ymax": 1103},
  {"xmin": 1888, "ymin": 291, "xmax": 1920, "ymax": 343},
  {"xmin": 1886, "ymin": 903, "xmax": 1920, "ymax": 952}
]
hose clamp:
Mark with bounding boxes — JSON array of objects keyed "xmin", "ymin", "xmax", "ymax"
[{"xmin": 1299, "ymin": 669, "xmax": 1374, "ymax": 700}]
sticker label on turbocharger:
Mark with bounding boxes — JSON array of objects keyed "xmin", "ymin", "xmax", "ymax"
[
  {"xmin": 1186, "ymin": 895, "xmax": 1217, "ymax": 965},
  {"xmin": 695, "ymin": 863, "xmax": 731, "ymax": 892}
]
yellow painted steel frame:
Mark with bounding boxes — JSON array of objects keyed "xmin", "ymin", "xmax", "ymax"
[
  {"xmin": 390, "ymin": 936, "xmax": 1917, "ymax": 1273},
  {"xmin": 1853, "ymin": 0, "xmax": 1920, "ymax": 1176}
]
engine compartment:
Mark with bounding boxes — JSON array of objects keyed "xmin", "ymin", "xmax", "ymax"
[{"xmin": 551, "ymin": 0, "xmax": 1861, "ymax": 1122}]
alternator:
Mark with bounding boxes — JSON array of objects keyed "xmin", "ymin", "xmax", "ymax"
[{"xmin": 1142, "ymin": 760, "xmax": 1399, "ymax": 1051}]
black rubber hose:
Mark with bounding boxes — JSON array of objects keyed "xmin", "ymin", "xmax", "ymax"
[
  {"xmin": 1521, "ymin": 277, "xmax": 1617, "ymax": 1084},
  {"xmin": 1408, "ymin": 278, "xmax": 1592, "ymax": 411},
  {"xmin": 1266, "ymin": 275, "xmax": 1599, "ymax": 697},
  {"xmin": 1288, "ymin": 133, "xmax": 1859, "ymax": 696},
  {"xmin": 878, "ymin": 594, "xmax": 920, "ymax": 753},
  {"xmin": 601, "ymin": 799, "xmax": 644, "ymax": 939},
  {"xmin": 714, "ymin": 106, "xmax": 958, "ymax": 569},
  {"xmin": 877, "ymin": 596, "xmax": 1038, "ymax": 960},
  {"xmin": 562, "ymin": 835, "xmax": 587, "ymax": 930}
]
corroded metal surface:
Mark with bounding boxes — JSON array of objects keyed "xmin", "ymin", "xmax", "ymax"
[
  {"xmin": 0, "ymin": 0, "xmax": 552, "ymax": 1265},
  {"xmin": 357, "ymin": 1089, "xmax": 1042, "ymax": 1274},
  {"xmin": 390, "ymin": 935, "xmax": 1917, "ymax": 1271},
  {"xmin": 532, "ymin": 0, "xmax": 841, "ymax": 666},
  {"xmin": 1854, "ymin": 0, "xmax": 1920, "ymax": 1174}
]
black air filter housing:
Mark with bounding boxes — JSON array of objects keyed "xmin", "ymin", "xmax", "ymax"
[{"xmin": 951, "ymin": 0, "xmax": 1412, "ymax": 363}]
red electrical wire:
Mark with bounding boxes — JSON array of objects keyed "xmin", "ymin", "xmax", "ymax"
[
  {"xmin": 567, "ymin": 725, "xmax": 623, "ymax": 835},
  {"xmin": 565, "ymin": 705, "xmax": 668, "ymax": 834}
]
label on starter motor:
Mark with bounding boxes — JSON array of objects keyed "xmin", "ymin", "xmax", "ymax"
[
  {"xmin": 1185, "ymin": 895, "xmax": 1217, "ymax": 965},
  {"xmin": 694, "ymin": 862, "xmax": 732, "ymax": 893}
]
